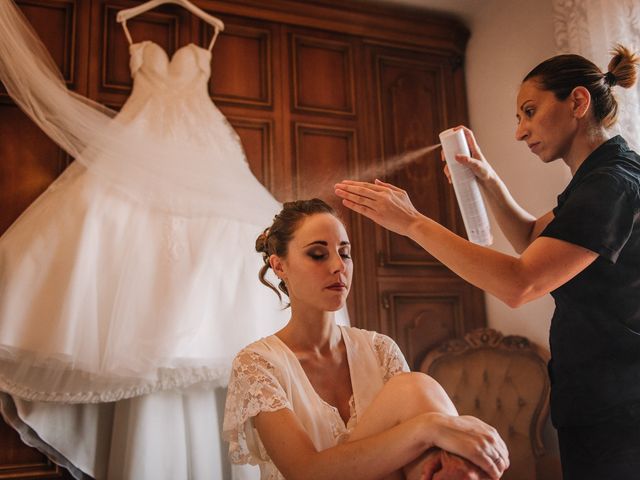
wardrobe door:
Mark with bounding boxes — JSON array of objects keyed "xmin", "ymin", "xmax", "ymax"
[
  {"xmin": 358, "ymin": 43, "xmax": 486, "ymax": 367},
  {"xmin": 0, "ymin": 4, "xmax": 84, "ymax": 478},
  {"xmin": 369, "ymin": 45, "xmax": 465, "ymax": 268},
  {"xmin": 203, "ymin": 14, "xmax": 286, "ymax": 200},
  {"xmin": 0, "ymin": 0, "xmax": 89, "ymax": 235},
  {"xmin": 376, "ymin": 276, "xmax": 486, "ymax": 370},
  {"xmin": 282, "ymin": 26, "xmax": 365, "ymax": 317}
]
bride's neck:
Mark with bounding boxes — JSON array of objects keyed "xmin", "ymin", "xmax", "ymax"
[{"xmin": 277, "ymin": 308, "xmax": 340, "ymax": 354}]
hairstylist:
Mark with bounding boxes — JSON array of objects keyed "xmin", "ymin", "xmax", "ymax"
[{"xmin": 335, "ymin": 45, "xmax": 640, "ymax": 480}]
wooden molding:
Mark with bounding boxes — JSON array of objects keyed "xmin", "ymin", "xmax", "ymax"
[{"xmin": 198, "ymin": 0, "xmax": 469, "ymax": 53}]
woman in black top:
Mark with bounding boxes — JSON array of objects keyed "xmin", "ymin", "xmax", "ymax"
[{"xmin": 335, "ymin": 45, "xmax": 640, "ymax": 479}]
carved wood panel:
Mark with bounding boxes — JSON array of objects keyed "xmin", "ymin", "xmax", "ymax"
[
  {"xmin": 228, "ymin": 116, "xmax": 274, "ymax": 189},
  {"xmin": 378, "ymin": 277, "xmax": 486, "ymax": 370},
  {"xmin": 209, "ymin": 20, "xmax": 273, "ymax": 107},
  {"xmin": 0, "ymin": 0, "xmax": 83, "ymax": 234},
  {"xmin": 0, "ymin": 105, "xmax": 69, "ymax": 233},
  {"xmin": 290, "ymin": 34, "xmax": 356, "ymax": 116},
  {"xmin": 17, "ymin": 0, "xmax": 77, "ymax": 85},
  {"xmin": 292, "ymin": 122, "xmax": 358, "ymax": 231},
  {"xmin": 372, "ymin": 50, "xmax": 462, "ymax": 268}
]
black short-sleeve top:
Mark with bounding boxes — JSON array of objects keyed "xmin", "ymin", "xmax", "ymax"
[{"xmin": 539, "ymin": 135, "xmax": 640, "ymax": 427}]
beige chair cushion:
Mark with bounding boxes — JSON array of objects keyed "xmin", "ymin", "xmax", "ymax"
[{"xmin": 420, "ymin": 328, "xmax": 558, "ymax": 480}]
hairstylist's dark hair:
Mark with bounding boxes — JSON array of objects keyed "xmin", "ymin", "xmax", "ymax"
[
  {"xmin": 523, "ymin": 44, "xmax": 639, "ymax": 128},
  {"xmin": 255, "ymin": 198, "xmax": 337, "ymax": 304}
]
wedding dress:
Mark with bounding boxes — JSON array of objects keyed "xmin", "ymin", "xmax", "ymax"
[
  {"xmin": 0, "ymin": 8, "xmax": 287, "ymax": 403},
  {"xmin": 0, "ymin": 1, "xmax": 305, "ymax": 478}
]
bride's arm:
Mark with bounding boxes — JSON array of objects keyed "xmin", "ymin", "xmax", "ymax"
[{"xmin": 254, "ymin": 408, "xmax": 505, "ymax": 480}]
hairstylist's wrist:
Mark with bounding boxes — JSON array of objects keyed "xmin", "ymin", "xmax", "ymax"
[
  {"xmin": 478, "ymin": 168, "xmax": 502, "ymax": 194},
  {"xmin": 406, "ymin": 212, "xmax": 430, "ymax": 242}
]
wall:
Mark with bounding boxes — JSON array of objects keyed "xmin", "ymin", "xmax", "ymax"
[{"xmin": 464, "ymin": 0, "xmax": 571, "ymax": 349}]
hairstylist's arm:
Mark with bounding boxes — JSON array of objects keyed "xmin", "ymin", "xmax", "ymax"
[
  {"xmin": 445, "ymin": 126, "xmax": 553, "ymax": 253},
  {"xmin": 334, "ymin": 180, "xmax": 597, "ymax": 307}
]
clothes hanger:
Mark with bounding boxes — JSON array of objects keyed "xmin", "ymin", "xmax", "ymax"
[{"xmin": 116, "ymin": 0, "xmax": 225, "ymax": 51}]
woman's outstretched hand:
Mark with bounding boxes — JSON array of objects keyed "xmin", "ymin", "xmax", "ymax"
[
  {"xmin": 442, "ymin": 126, "xmax": 496, "ymax": 185},
  {"xmin": 334, "ymin": 179, "xmax": 422, "ymax": 236}
]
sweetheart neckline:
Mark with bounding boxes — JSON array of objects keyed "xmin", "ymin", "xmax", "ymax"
[{"xmin": 129, "ymin": 40, "xmax": 211, "ymax": 63}]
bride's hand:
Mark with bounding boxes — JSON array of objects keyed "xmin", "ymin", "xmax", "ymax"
[
  {"xmin": 442, "ymin": 126, "xmax": 496, "ymax": 185},
  {"xmin": 423, "ymin": 413, "xmax": 509, "ymax": 480},
  {"xmin": 419, "ymin": 450, "xmax": 494, "ymax": 480},
  {"xmin": 433, "ymin": 451, "xmax": 494, "ymax": 480}
]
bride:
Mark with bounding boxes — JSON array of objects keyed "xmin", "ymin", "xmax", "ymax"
[{"xmin": 223, "ymin": 198, "xmax": 509, "ymax": 480}]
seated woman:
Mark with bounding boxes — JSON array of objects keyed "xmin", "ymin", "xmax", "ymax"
[{"xmin": 222, "ymin": 199, "xmax": 509, "ymax": 480}]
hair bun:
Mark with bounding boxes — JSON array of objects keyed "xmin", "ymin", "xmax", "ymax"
[
  {"xmin": 604, "ymin": 71, "xmax": 617, "ymax": 86},
  {"xmin": 607, "ymin": 44, "xmax": 639, "ymax": 89},
  {"xmin": 255, "ymin": 229, "xmax": 270, "ymax": 254}
]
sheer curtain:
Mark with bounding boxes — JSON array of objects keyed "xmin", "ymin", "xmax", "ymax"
[{"xmin": 553, "ymin": 0, "xmax": 640, "ymax": 150}]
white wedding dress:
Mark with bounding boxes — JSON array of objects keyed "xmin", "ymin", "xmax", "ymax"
[
  {"xmin": 0, "ymin": 2, "xmax": 324, "ymax": 478},
  {"xmin": 0, "ymin": 38, "xmax": 289, "ymax": 403}
]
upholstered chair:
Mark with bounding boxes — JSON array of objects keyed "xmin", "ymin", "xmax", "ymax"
[{"xmin": 420, "ymin": 328, "xmax": 562, "ymax": 480}]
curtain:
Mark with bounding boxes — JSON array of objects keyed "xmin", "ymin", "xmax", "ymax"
[{"xmin": 553, "ymin": 0, "xmax": 640, "ymax": 151}]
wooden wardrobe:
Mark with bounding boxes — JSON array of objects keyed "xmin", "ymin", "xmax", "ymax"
[{"xmin": 0, "ymin": 0, "xmax": 486, "ymax": 476}]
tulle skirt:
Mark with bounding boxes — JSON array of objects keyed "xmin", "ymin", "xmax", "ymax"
[
  {"xmin": 0, "ymin": 161, "xmax": 288, "ymax": 403},
  {"xmin": 0, "ymin": 388, "xmax": 261, "ymax": 480}
]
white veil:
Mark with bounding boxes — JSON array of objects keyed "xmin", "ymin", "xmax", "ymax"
[{"xmin": 0, "ymin": 0, "xmax": 278, "ymax": 222}]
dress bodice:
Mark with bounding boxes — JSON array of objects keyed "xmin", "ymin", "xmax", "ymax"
[
  {"xmin": 129, "ymin": 41, "xmax": 211, "ymax": 91},
  {"xmin": 117, "ymin": 40, "xmax": 227, "ymax": 151}
]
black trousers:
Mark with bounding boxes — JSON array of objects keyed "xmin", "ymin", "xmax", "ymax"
[{"xmin": 557, "ymin": 415, "xmax": 640, "ymax": 480}]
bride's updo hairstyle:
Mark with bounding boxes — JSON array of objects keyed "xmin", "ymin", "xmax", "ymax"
[
  {"xmin": 256, "ymin": 199, "xmax": 338, "ymax": 302},
  {"xmin": 523, "ymin": 44, "xmax": 639, "ymax": 128}
]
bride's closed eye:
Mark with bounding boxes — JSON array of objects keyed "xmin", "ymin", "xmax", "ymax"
[
  {"xmin": 306, "ymin": 248, "xmax": 351, "ymax": 261},
  {"xmin": 307, "ymin": 250, "xmax": 327, "ymax": 260},
  {"xmin": 339, "ymin": 248, "xmax": 352, "ymax": 259}
]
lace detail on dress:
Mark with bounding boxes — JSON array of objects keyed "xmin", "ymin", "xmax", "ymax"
[
  {"xmin": 334, "ymin": 394, "xmax": 357, "ymax": 444},
  {"xmin": 0, "ymin": 359, "xmax": 229, "ymax": 403},
  {"xmin": 223, "ymin": 349, "xmax": 292, "ymax": 465},
  {"xmin": 372, "ymin": 333, "xmax": 410, "ymax": 382}
]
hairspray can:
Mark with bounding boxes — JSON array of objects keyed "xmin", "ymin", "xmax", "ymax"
[{"xmin": 439, "ymin": 128, "xmax": 492, "ymax": 245}]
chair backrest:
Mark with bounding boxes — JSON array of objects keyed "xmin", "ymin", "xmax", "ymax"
[{"xmin": 420, "ymin": 328, "xmax": 552, "ymax": 480}]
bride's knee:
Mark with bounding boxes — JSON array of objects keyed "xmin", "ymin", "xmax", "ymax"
[
  {"xmin": 385, "ymin": 372, "xmax": 443, "ymax": 399},
  {"xmin": 383, "ymin": 372, "xmax": 455, "ymax": 415}
]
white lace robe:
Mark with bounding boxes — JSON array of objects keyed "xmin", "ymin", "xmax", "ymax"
[{"xmin": 222, "ymin": 326, "xmax": 410, "ymax": 479}]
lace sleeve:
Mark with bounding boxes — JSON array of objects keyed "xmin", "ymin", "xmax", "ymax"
[
  {"xmin": 222, "ymin": 349, "xmax": 292, "ymax": 465},
  {"xmin": 373, "ymin": 333, "xmax": 410, "ymax": 382}
]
